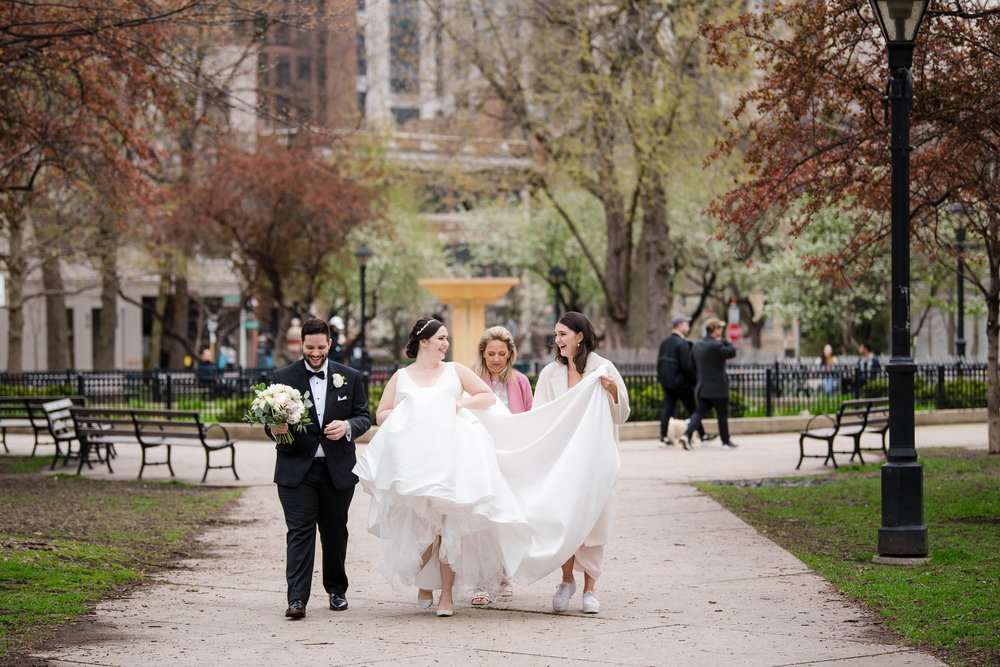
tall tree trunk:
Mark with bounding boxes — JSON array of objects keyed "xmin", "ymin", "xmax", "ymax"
[
  {"xmin": 3, "ymin": 213, "xmax": 26, "ymax": 372},
  {"xmin": 599, "ymin": 186, "xmax": 631, "ymax": 348},
  {"xmin": 41, "ymin": 252, "xmax": 70, "ymax": 370},
  {"xmin": 93, "ymin": 217, "xmax": 119, "ymax": 370},
  {"xmin": 639, "ymin": 180, "xmax": 673, "ymax": 348},
  {"xmin": 148, "ymin": 268, "xmax": 171, "ymax": 369},
  {"xmin": 168, "ymin": 275, "xmax": 190, "ymax": 369},
  {"xmin": 986, "ymin": 248, "xmax": 999, "ymax": 456},
  {"xmin": 2, "ymin": 195, "xmax": 28, "ymax": 372}
]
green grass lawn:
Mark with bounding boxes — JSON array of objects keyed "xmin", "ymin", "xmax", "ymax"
[
  {"xmin": 0, "ymin": 455, "xmax": 244, "ymax": 664},
  {"xmin": 697, "ymin": 448, "xmax": 999, "ymax": 666}
]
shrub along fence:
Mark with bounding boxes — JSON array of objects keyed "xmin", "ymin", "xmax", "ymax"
[{"xmin": 0, "ymin": 362, "xmax": 988, "ymax": 424}]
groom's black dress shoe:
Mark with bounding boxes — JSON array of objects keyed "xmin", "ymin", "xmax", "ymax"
[
  {"xmin": 285, "ymin": 600, "xmax": 306, "ymax": 619},
  {"xmin": 329, "ymin": 593, "xmax": 348, "ymax": 611}
]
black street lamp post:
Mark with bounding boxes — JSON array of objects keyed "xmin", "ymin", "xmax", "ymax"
[
  {"xmin": 354, "ymin": 242, "xmax": 373, "ymax": 379},
  {"xmin": 869, "ymin": 0, "xmax": 929, "ymax": 558}
]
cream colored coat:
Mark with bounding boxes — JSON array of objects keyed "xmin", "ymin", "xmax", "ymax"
[{"xmin": 533, "ymin": 352, "xmax": 630, "ymax": 545}]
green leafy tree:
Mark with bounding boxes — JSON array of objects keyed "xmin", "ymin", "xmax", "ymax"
[{"xmin": 429, "ymin": 0, "xmax": 750, "ymax": 347}]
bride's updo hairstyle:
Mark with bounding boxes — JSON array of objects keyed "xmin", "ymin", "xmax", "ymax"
[
  {"xmin": 405, "ymin": 317, "xmax": 444, "ymax": 358},
  {"xmin": 555, "ymin": 311, "xmax": 598, "ymax": 374}
]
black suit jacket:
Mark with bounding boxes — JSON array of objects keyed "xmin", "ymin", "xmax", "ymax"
[
  {"xmin": 691, "ymin": 335, "xmax": 737, "ymax": 399},
  {"xmin": 268, "ymin": 360, "xmax": 371, "ymax": 489}
]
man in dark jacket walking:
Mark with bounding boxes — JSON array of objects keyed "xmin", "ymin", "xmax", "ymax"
[
  {"xmin": 680, "ymin": 318, "xmax": 739, "ymax": 449},
  {"xmin": 657, "ymin": 315, "xmax": 709, "ymax": 448}
]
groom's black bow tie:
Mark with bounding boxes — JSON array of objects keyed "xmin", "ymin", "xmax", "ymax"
[{"xmin": 307, "ymin": 369, "xmax": 326, "ymax": 380}]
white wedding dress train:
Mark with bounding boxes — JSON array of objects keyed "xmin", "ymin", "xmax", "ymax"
[{"xmin": 354, "ymin": 362, "xmax": 620, "ymax": 593}]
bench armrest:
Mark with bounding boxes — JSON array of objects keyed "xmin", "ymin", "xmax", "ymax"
[
  {"xmin": 204, "ymin": 422, "xmax": 231, "ymax": 441},
  {"xmin": 803, "ymin": 413, "xmax": 834, "ymax": 431}
]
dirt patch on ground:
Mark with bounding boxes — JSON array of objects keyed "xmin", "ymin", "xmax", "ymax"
[
  {"xmin": 0, "ymin": 457, "xmax": 242, "ymax": 561},
  {"xmin": 0, "ymin": 456, "xmax": 246, "ymax": 666}
]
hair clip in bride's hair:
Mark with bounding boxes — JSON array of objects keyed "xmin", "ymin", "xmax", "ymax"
[{"xmin": 415, "ymin": 318, "xmax": 437, "ymax": 337}]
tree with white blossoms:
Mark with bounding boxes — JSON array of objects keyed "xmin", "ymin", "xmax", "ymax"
[{"xmin": 753, "ymin": 206, "xmax": 890, "ymax": 358}]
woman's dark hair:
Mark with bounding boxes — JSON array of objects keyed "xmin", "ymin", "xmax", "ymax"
[
  {"xmin": 554, "ymin": 311, "xmax": 597, "ymax": 374},
  {"xmin": 405, "ymin": 317, "xmax": 445, "ymax": 358}
]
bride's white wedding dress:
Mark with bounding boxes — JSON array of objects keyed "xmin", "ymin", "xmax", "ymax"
[
  {"xmin": 354, "ymin": 362, "xmax": 620, "ymax": 593},
  {"xmin": 354, "ymin": 363, "xmax": 530, "ymax": 593}
]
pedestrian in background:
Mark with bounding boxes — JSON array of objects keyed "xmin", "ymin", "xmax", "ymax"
[
  {"xmin": 818, "ymin": 343, "xmax": 837, "ymax": 396},
  {"xmin": 656, "ymin": 315, "xmax": 711, "ymax": 449},
  {"xmin": 680, "ymin": 318, "xmax": 739, "ymax": 450}
]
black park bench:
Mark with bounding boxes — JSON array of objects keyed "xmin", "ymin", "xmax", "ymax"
[
  {"xmin": 66, "ymin": 407, "xmax": 239, "ymax": 482},
  {"xmin": 797, "ymin": 397, "xmax": 890, "ymax": 469}
]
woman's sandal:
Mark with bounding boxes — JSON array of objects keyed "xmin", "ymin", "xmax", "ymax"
[
  {"xmin": 470, "ymin": 588, "xmax": 492, "ymax": 607},
  {"xmin": 418, "ymin": 589, "xmax": 434, "ymax": 609},
  {"xmin": 499, "ymin": 582, "xmax": 514, "ymax": 598}
]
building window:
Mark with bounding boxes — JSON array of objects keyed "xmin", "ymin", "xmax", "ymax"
[
  {"xmin": 297, "ymin": 56, "xmax": 312, "ymax": 83},
  {"xmin": 276, "ymin": 54, "xmax": 291, "ymax": 88},
  {"xmin": 391, "ymin": 106, "xmax": 419, "ymax": 125},
  {"xmin": 390, "ymin": 0, "xmax": 419, "ymax": 94},
  {"xmin": 357, "ymin": 31, "xmax": 366, "ymax": 77}
]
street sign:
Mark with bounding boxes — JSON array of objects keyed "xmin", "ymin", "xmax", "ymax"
[{"xmin": 727, "ymin": 322, "xmax": 742, "ymax": 343}]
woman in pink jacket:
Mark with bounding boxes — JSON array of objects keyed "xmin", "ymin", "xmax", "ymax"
[
  {"xmin": 474, "ymin": 326, "xmax": 533, "ymax": 415},
  {"xmin": 469, "ymin": 325, "xmax": 533, "ymax": 606}
]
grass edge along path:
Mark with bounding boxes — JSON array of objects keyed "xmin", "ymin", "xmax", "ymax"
[
  {"xmin": 696, "ymin": 448, "xmax": 999, "ymax": 667},
  {"xmin": 0, "ymin": 455, "xmax": 245, "ymax": 664}
]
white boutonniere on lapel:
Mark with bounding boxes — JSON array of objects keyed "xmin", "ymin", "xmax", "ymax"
[{"xmin": 331, "ymin": 373, "xmax": 346, "ymax": 389}]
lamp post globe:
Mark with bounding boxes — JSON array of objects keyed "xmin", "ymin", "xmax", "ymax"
[{"xmin": 869, "ymin": 0, "xmax": 929, "ymax": 558}]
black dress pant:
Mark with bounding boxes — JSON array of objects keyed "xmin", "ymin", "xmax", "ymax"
[
  {"xmin": 277, "ymin": 459, "xmax": 354, "ymax": 604},
  {"xmin": 685, "ymin": 396, "xmax": 730, "ymax": 444},
  {"xmin": 659, "ymin": 384, "xmax": 705, "ymax": 438}
]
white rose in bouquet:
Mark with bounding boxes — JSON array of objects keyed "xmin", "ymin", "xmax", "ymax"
[{"xmin": 244, "ymin": 383, "xmax": 314, "ymax": 444}]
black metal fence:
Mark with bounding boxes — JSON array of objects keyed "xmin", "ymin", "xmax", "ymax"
[
  {"xmin": 619, "ymin": 361, "xmax": 991, "ymax": 422},
  {"xmin": 0, "ymin": 361, "xmax": 989, "ymax": 424}
]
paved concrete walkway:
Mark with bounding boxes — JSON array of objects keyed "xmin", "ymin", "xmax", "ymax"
[{"xmin": 6, "ymin": 422, "xmax": 987, "ymax": 666}]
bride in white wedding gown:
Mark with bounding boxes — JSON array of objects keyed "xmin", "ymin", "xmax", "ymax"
[
  {"xmin": 354, "ymin": 318, "xmax": 525, "ymax": 616},
  {"xmin": 355, "ymin": 316, "xmax": 625, "ymax": 616}
]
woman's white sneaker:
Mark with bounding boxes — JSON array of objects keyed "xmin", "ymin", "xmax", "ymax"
[
  {"xmin": 552, "ymin": 580, "xmax": 576, "ymax": 612},
  {"xmin": 582, "ymin": 591, "xmax": 600, "ymax": 614}
]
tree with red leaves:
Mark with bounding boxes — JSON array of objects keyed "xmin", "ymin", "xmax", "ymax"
[
  {"xmin": 707, "ymin": 1, "xmax": 1000, "ymax": 453},
  {"xmin": 186, "ymin": 140, "xmax": 378, "ymax": 363}
]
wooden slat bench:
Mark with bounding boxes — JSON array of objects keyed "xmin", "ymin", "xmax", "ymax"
[
  {"xmin": 129, "ymin": 409, "xmax": 238, "ymax": 482},
  {"xmin": 857, "ymin": 398, "xmax": 890, "ymax": 460},
  {"xmin": 56, "ymin": 403, "xmax": 127, "ymax": 475},
  {"xmin": 797, "ymin": 398, "xmax": 887, "ymax": 469},
  {"xmin": 1, "ymin": 396, "xmax": 86, "ymax": 456},
  {"xmin": 66, "ymin": 407, "xmax": 238, "ymax": 482},
  {"xmin": 42, "ymin": 398, "xmax": 107, "ymax": 472},
  {"xmin": 0, "ymin": 396, "xmax": 33, "ymax": 453}
]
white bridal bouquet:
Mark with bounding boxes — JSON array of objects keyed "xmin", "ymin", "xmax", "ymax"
[{"xmin": 244, "ymin": 383, "xmax": 313, "ymax": 444}]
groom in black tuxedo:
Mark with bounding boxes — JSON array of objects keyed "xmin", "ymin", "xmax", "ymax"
[{"xmin": 267, "ymin": 317, "xmax": 371, "ymax": 619}]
